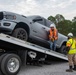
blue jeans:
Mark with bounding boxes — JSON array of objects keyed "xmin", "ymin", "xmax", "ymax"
[{"xmin": 49, "ymin": 40, "xmax": 57, "ymax": 51}]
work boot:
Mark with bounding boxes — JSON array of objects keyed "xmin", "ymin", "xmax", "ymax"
[
  {"xmin": 66, "ymin": 66, "xmax": 73, "ymax": 72},
  {"xmin": 66, "ymin": 69, "xmax": 73, "ymax": 72},
  {"xmin": 73, "ymin": 65, "xmax": 76, "ymax": 71}
]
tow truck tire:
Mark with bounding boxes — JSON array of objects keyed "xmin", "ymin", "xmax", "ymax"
[
  {"xmin": 60, "ymin": 45, "xmax": 67, "ymax": 55},
  {"xmin": 0, "ymin": 54, "xmax": 7, "ymax": 69},
  {"xmin": 1, "ymin": 54, "xmax": 21, "ymax": 75},
  {"xmin": 12, "ymin": 28, "xmax": 28, "ymax": 41}
]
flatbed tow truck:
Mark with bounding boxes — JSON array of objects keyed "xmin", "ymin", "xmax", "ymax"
[{"xmin": 0, "ymin": 33, "xmax": 68, "ymax": 75}]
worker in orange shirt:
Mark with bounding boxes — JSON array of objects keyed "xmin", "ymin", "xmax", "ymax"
[{"xmin": 49, "ymin": 24, "xmax": 58, "ymax": 51}]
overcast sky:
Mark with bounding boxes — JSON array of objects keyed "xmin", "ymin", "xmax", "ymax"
[{"xmin": 0, "ymin": 0, "xmax": 76, "ymax": 20}]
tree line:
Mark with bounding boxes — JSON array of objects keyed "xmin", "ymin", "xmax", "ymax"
[{"xmin": 48, "ymin": 14, "xmax": 76, "ymax": 37}]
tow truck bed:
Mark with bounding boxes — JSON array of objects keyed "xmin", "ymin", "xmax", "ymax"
[{"xmin": 0, "ymin": 33, "xmax": 68, "ymax": 61}]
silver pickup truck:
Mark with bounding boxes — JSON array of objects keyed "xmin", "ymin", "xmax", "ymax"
[{"xmin": 0, "ymin": 11, "xmax": 67, "ymax": 54}]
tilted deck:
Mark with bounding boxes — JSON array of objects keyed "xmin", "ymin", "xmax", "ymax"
[{"xmin": 0, "ymin": 33, "xmax": 68, "ymax": 61}]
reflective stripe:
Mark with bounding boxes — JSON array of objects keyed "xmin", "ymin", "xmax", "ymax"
[{"xmin": 70, "ymin": 48, "xmax": 76, "ymax": 50}]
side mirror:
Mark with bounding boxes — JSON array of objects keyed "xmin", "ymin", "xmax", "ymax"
[{"xmin": 33, "ymin": 18, "xmax": 42, "ymax": 22}]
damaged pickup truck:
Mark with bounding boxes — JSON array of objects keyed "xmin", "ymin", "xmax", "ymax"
[{"xmin": 0, "ymin": 11, "xmax": 67, "ymax": 54}]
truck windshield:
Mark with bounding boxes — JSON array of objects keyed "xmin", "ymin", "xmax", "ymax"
[{"xmin": 0, "ymin": 12, "xmax": 3, "ymax": 20}]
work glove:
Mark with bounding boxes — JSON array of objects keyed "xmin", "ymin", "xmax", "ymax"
[
  {"xmin": 66, "ymin": 46, "xmax": 70, "ymax": 54},
  {"xmin": 50, "ymin": 38, "xmax": 54, "ymax": 42}
]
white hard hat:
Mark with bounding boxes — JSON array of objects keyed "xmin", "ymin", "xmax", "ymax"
[
  {"xmin": 67, "ymin": 33, "xmax": 73, "ymax": 37},
  {"xmin": 50, "ymin": 23, "xmax": 55, "ymax": 28}
]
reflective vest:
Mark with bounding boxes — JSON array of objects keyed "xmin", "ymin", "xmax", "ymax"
[
  {"xmin": 66, "ymin": 38, "xmax": 76, "ymax": 54},
  {"xmin": 49, "ymin": 28, "xmax": 58, "ymax": 40}
]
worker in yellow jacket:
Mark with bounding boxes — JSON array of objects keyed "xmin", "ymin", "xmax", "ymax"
[{"xmin": 66, "ymin": 33, "xmax": 76, "ymax": 72}]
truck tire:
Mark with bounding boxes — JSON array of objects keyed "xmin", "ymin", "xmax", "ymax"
[
  {"xmin": 60, "ymin": 45, "xmax": 67, "ymax": 55},
  {"xmin": 1, "ymin": 54, "xmax": 21, "ymax": 75},
  {"xmin": 0, "ymin": 54, "xmax": 7, "ymax": 70},
  {"xmin": 12, "ymin": 28, "xmax": 28, "ymax": 41}
]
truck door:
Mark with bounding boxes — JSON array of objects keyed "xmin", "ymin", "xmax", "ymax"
[
  {"xmin": 38, "ymin": 18, "xmax": 49, "ymax": 40},
  {"xmin": 31, "ymin": 16, "xmax": 48, "ymax": 40},
  {"xmin": 31, "ymin": 16, "xmax": 43, "ymax": 38}
]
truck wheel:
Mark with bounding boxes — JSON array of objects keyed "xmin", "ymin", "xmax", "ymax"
[
  {"xmin": 1, "ymin": 54, "xmax": 21, "ymax": 75},
  {"xmin": 60, "ymin": 45, "xmax": 67, "ymax": 55},
  {"xmin": 12, "ymin": 28, "xmax": 28, "ymax": 41}
]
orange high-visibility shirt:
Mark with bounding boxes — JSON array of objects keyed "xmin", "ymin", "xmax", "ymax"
[{"xmin": 49, "ymin": 28, "xmax": 58, "ymax": 40}]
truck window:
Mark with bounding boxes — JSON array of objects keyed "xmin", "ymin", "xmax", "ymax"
[
  {"xmin": 35, "ymin": 17, "xmax": 44, "ymax": 25},
  {"xmin": 0, "ymin": 12, "xmax": 3, "ymax": 20}
]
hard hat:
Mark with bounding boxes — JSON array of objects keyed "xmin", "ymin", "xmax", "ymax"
[
  {"xmin": 50, "ymin": 23, "xmax": 55, "ymax": 28},
  {"xmin": 67, "ymin": 33, "xmax": 73, "ymax": 37}
]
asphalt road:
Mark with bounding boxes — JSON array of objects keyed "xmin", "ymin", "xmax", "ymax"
[
  {"xmin": 0, "ymin": 61, "xmax": 76, "ymax": 75},
  {"xmin": 18, "ymin": 61, "xmax": 76, "ymax": 75}
]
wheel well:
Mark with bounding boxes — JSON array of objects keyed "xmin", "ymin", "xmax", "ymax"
[
  {"xmin": 62, "ymin": 41, "xmax": 66, "ymax": 46},
  {"xmin": 13, "ymin": 22, "xmax": 30, "ymax": 35}
]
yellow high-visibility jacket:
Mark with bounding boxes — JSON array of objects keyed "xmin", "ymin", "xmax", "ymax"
[{"xmin": 66, "ymin": 38, "xmax": 76, "ymax": 54}]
